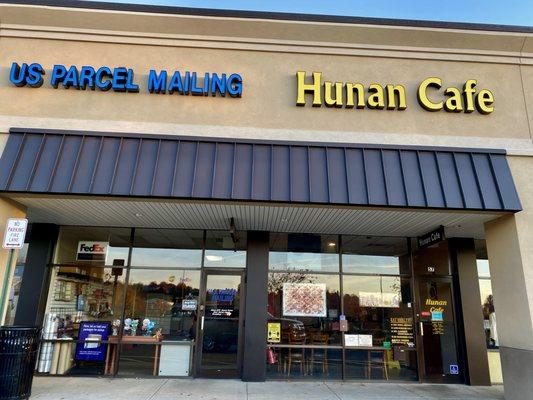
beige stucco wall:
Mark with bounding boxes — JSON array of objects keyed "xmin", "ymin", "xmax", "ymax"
[
  {"xmin": 0, "ymin": 4, "xmax": 532, "ymax": 154},
  {"xmin": 0, "ymin": 38, "xmax": 528, "ymax": 139},
  {"xmin": 484, "ymin": 156, "xmax": 533, "ymax": 399},
  {"xmin": 485, "ymin": 155, "xmax": 533, "ymax": 350},
  {"xmin": 519, "ymin": 65, "xmax": 533, "ymax": 137}
]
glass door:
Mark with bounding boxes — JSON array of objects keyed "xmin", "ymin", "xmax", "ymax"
[
  {"xmin": 416, "ymin": 278, "xmax": 462, "ymax": 383},
  {"xmin": 196, "ymin": 270, "xmax": 244, "ymax": 377}
]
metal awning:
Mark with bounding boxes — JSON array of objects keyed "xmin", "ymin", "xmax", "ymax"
[{"xmin": 0, "ymin": 128, "xmax": 522, "ymax": 212}]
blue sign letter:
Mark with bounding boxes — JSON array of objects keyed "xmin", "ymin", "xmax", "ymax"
[
  {"xmin": 9, "ymin": 62, "xmax": 27, "ymax": 87},
  {"xmin": 50, "ymin": 65, "xmax": 67, "ymax": 88},
  {"xmin": 227, "ymin": 73, "xmax": 243, "ymax": 98},
  {"xmin": 148, "ymin": 70, "xmax": 167, "ymax": 94}
]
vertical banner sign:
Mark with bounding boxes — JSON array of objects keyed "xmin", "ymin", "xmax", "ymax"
[
  {"xmin": 75, "ymin": 321, "xmax": 110, "ymax": 362},
  {"xmin": 2, "ymin": 218, "xmax": 28, "ymax": 249}
]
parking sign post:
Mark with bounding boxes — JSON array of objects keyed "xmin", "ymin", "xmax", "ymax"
[{"xmin": 1, "ymin": 218, "xmax": 28, "ymax": 323}]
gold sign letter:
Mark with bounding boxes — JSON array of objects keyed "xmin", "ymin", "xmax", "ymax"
[
  {"xmin": 296, "ymin": 71, "xmax": 322, "ymax": 107},
  {"xmin": 476, "ymin": 89, "xmax": 494, "ymax": 114},
  {"xmin": 418, "ymin": 77, "xmax": 443, "ymax": 111}
]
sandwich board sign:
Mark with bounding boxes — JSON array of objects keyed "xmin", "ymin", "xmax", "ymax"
[{"xmin": 2, "ymin": 218, "xmax": 28, "ymax": 249}]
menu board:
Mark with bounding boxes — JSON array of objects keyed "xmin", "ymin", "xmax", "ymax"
[
  {"xmin": 390, "ymin": 317, "xmax": 414, "ymax": 345},
  {"xmin": 431, "ymin": 321, "xmax": 445, "ymax": 335}
]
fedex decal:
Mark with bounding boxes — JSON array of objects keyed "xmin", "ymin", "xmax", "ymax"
[{"xmin": 77, "ymin": 241, "xmax": 108, "ymax": 261}]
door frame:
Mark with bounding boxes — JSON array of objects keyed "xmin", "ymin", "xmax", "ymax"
[
  {"xmin": 414, "ymin": 275, "xmax": 464, "ymax": 384},
  {"xmin": 194, "ymin": 268, "xmax": 246, "ymax": 378}
]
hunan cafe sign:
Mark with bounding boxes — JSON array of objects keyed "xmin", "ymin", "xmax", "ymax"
[{"xmin": 295, "ymin": 71, "xmax": 494, "ymax": 114}]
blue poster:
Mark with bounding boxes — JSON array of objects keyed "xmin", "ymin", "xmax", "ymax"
[{"xmin": 75, "ymin": 321, "xmax": 110, "ymax": 362}]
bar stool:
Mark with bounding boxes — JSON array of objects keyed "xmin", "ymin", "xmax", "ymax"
[
  {"xmin": 277, "ymin": 331, "xmax": 290, "ymax": 373},
  {"xmin": 286, "ymin": 332, "xmax": 306, "ymax": 376},
  {"xmin": 308, "ymin": 334, "xmax": 329, "ymax": 375}
]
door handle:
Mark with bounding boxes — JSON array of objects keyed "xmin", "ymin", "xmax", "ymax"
[
  {"xmin": 420, "ymin": 321, "xmax": 424, "ymax": 336},
  {"xmin": 201, "ymin": 316, "xmax": 205, "ymax": 330}
]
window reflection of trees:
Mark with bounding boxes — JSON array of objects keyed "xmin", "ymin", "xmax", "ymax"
[{"xmin": 267, "ymin": 271, "xmax": 317, "ymax": 293}]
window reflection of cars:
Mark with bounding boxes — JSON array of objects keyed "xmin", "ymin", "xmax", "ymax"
[
  {"xmin": 202, "ymin": 306, "xmax": 240, "ymax": 353},
  {"xmin": 202, "ymin": 319, "xmax": 239, "ymax": 353},
  {"xmin": 267, "ymin": 313, "xmax": 306, "ymax": 341}
]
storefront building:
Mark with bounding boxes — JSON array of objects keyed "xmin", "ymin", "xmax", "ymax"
[{"xmin": 0, "ymin": 1, "xmax": 532, "ymax": 399}]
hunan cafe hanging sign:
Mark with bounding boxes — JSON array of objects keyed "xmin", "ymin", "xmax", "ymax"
[{"xmin": 295, "ymin": 71, "xmax": 494, "ymax": 114}]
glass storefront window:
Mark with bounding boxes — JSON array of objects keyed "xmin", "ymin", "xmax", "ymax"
[
  {"xmin": 345, "ymin": 348, "xmax": 417, "ymax": 381},
  {"xmin": 4, "ymin": 243, "xmax": 28, "ymax": 325},
  {"xmin": 266, "ymin": 347, "xmax": 343, "ymax": 380},
  {"xmin": 477, "ymin": 259, "xmax": 491, "ymax": 279},
  {"xmin": 204, "ymin": 231, "xmax": 247, "ymax": 268},
  {"xmin": 46, "ymin": 266, "xmax": 126, "ymax": 339},
  {"xmin": 131, "ymin": 229, "xmax": 203, "ymax": 268},
  {"xmin": 124, "ymin": 269, "xmax": 200, "ymax": 340},
  {"xmin": 38, "ymin": 265, "xmax": 126, "ymax": 376},
  {"xmin": 54, "ymin": 226, "xmax": 131, "ymax": 265},
  {"xmin": 476, "ymin": 255, "xmax": 502, "ymax": 384},
  {"xmin": 267, "ymin": 233, "xmax": 415, "ymax": 381},
  {"xmin": 41, "ymin": 226, "xmax": 419, "ymax": 380},
  {"xmin": 268, "ymin": 273, "xmax": 341, "ymax": 345},
  {"xmin": 343, "ymin": 276, "xmax": 413, "ymax": 344},
  {"xmin": 269, "ymin": 233, "xmax": 339, "ymax": 272},
  {"xmin": 342, "ymin": 276, "xmax": 416, "ymax": 380},
  {"xmin": 342, "ymin": 236, "xmax": 408, "ymax": 275}
]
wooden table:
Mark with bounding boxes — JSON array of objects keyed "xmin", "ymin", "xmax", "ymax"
[{"xmin": 105, "ymin": 335, "xmax": 162, "ymax": 375}]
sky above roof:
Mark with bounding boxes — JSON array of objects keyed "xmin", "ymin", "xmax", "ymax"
[{"xmin": 89, "ymin": 0, "xmax": 533, "ymax": 27}]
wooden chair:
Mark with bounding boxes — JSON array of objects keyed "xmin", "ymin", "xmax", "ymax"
[
  {"xmin": 308, "ymin": 334, "xmax": 329, "ymax": 375},
  {"xmin": 276, "ymin": 331, "xmax": 291, "ymax": 373},
  {"xmin": 286, "ymin": 331, "xmax": 306, "ymax": 376}
]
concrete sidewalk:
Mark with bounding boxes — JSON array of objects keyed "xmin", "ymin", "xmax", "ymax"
[{"xmin": 30, "ymin": 377, "xmax": 504, "ymax": 400}]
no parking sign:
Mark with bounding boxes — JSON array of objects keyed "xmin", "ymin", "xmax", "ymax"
[{"xmin": 2, "ymin": 218, "xmax": 28, "ymax": 249}]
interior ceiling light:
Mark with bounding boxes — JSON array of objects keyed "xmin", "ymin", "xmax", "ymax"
[{"xmin": 328, "ymin": 242, "xmax": 336, "ymax": 247}]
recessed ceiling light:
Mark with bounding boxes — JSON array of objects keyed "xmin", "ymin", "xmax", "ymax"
[
  {"xmin": 134, "ymin": 213, "xmax": 143, "ymax": 218},
  {"xmin": 281, "ymin": 218, "xmax": 289, "ymax": 223}
]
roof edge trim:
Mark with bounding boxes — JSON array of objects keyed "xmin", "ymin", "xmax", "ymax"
[{"xmin": 2, "ymin": 0, "xmax": 533, "ymax": 34}]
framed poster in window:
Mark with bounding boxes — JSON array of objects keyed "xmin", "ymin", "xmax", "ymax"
[{"xmin": 282, "ymin": 283, "xmax": 327, "ymax": 317}]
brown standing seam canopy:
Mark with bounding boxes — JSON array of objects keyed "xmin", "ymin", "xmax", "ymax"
[{"xmin": 0, "ymin": 128, "xmax": 522, "ymax": 212}]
